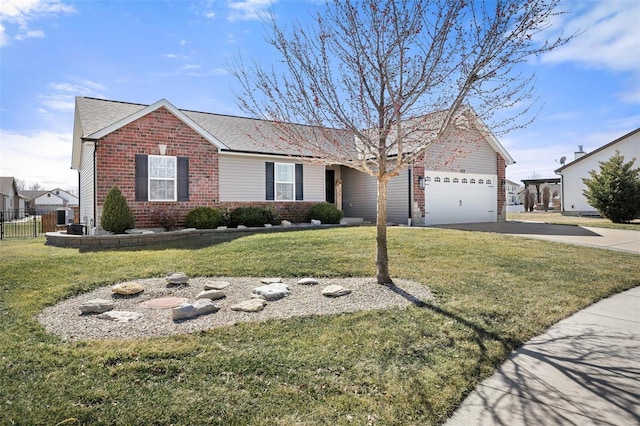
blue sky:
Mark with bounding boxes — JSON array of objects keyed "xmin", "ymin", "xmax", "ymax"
[{"xmin": 1, "ymin": 0, "xmax": 639, "ymax": 192}]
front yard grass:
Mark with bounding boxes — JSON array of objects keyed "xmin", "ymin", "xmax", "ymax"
[{"xmin": 1, "ymin": 226, "xmax": 639, "ymax": 425}]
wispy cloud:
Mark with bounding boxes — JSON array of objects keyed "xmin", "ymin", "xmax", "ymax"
[
  {"xmin": 227, "ymin": 0, "xmax": 275, "ymax": 22},
  {"xmin": 542, "ymin": 1, "xmax": 640, "ymax": 104},
  {"xmin": 38, "ymin": 79, "xmax": 106, "ymax": 112},
  {"xmin": 0, "ymin": 0, "xmax": 75, "ymax": 47}
]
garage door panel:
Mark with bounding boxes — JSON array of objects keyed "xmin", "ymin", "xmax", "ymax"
[{"xmin": 424, "ymin": 172, "xmax": 497, "ymax": 225}]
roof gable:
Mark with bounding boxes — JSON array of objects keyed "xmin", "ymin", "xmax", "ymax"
[
  {"xmin": 86, "ymin": 99, "xmax": 227, "ymax": 150},
  {"xmin": 555, "ymin": 127, "xmax": 640, "ymax": 173}
]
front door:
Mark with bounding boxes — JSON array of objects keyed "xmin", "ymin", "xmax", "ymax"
[{"xmin": 325, "ymin": 170, "xmax": 335, "ymax": 204}]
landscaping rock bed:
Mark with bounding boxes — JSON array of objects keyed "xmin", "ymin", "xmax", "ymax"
[{"xmin": 38, "ymin": 276, "xmax": 433, "ymax": 341}]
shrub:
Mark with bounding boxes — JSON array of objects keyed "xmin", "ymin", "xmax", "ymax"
[
  {"xmin": 219, "ymin": 206, "xmax": 232, "ymax": 227},
  {"xmin": 309, "ymin": 202, "xmax": 344, "ymax": 224},
  {"xmin": 582, "ymin": 150, "xmax": 640, "ymax": 223},
  {"xmin": 150, "ymin": 207, "xmax": 178, "ymax": 231},
  {"xmin": 184, "ymin": 207, "xmax": 222, "ymax": 229},
  {"xmin": 231, "ymin": 206, "xmax": 272, "ymax": 227},
  {"xmin": 101, "ymin": 186, "xmax": 135, "ymax": 234},
  {"xmin": 264, "ymin": 204, "xmax": 282, "ymax": 225}
]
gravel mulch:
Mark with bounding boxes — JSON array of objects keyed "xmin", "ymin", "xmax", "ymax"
[{"xmin": 37, "ymin": 277, "xmax": 434, "ymax": 341}]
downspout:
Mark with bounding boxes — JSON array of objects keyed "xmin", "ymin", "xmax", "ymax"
[
  {"xmin": 93, "ymin": 141, "xmax": 97, "ymax": 228},
  {"xmin": 407, "ymin": 168, "xmax": 412, "ymax": 226},
  {"xmin": 555, "ymin": 169, "xmax": 564, "ymax": 215}
]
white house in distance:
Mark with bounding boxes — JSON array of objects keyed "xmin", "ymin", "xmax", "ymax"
[
  {"xmin": 505, "ymin": 179, "xmax": 522, "ymax": 205},
  {"xmin": 555, "ymin": 127, "xmax": 640, "ymax": 216}
]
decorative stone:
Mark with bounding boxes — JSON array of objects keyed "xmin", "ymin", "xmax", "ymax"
[
  {"xmin": 140, "ymin": 297, "xmax": 188, "ymax": 309},
  {"xmin": 111, "ymin": 282, "xmax": 145, "ymax": 295},
  {"xmin": 196, "ymin": 289, "xmax": 226, "ymax": 301},
  {"xmin": 253, "ymin": 283, "xmax": 290, "ymax": 301},
  {"xmin": 281, "ymin": 220, "xmax": 292, "ymax": 227},
  {"xmin": 297, "ymin": 278, "xmax": 319, "ymax": 285},
  {"xmin": 172, "ymin": 299, "xmax": 220, "ymax": 320},
  {"xmin": 194, "ymin": 298, "xmax": 219, "ymax": 315},
  {"xmin": 311, "ymin": 219, "xmax": 321, "ymax": 225},
  {"xmin": 216, "ymin": 226, "xmax": 227, "ymax": 230},
  {"xmin": 237, "ymin": 225, "xmax": 247, "ymax": 229},
  {"xmin": 230, "ymin": 299, "xmax": 267, "ymax": 312},
  {"xmin": 261, "ymin": 277, "xmax": 283, "ymax": 284},
  {"xmin": 322, "ymin": 285, "xmax": 352, "ymax": 297},
  {"xmin": 166, "ymin": 272, "xmax": 189, "ymax": 285},
  {"xmin": 79, "ymin": 299, "xmax": 114, "ymax": 314},
  {"xmin": 204, "ymin": 281, "xmax": 230, "ymax": 290},
  {"xmin": 98, "ymin": 311, "xmax": 143, "ymax": 322},
  {"xmin": 171, "ymin": 302, "xmax": 196, "ymax": 320},
  {"xmin": 264, "ymin": 223, "xmax": 272, "ymax": 228}
]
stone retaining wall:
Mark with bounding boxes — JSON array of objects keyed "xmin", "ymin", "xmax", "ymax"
[{"xmin": 45, "ymin": 224, "xmax": 345, "ymax": 249}]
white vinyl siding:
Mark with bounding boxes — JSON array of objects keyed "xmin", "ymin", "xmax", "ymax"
[
  {"xmin": 560, "ymin": 132, "xmax": 640, "ymax": 214},
  {"xmin": 79, "ymin": 141, "xmax": 95, "ymax": 227},
  {"xmin": 341, "ymin": 167, "xmax": 410, "ymax": 224},
  {"xmin": 424, "ymin": 127, "xmax": 497, "ymax": 174},
  {"xmin": 218, "ymin": 153, "xmax": 325, "ymax": 202},
  {"xmin": 148, "ymin": 155, "xmax": 177, "ymax": 201}
]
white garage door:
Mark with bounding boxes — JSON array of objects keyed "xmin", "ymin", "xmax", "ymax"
[{"xmin": 424, "ymin": 171, "xmax": 497, "ymax": 225}]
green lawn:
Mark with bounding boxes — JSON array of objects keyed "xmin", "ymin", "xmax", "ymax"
[
  {"xmin": 507, "ymin": 211, "xmax": 640, "ymax": 230},
  {"xmin": 1, "ymin": 227, "xmax": 639, "ymax": 425}
]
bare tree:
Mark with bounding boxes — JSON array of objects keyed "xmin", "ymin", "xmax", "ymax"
[
  {"xmin": 231, "ymin": 0, "xmax": 573, "ymax": 285},
  {"xmin": 29, "ymin": 182, "xmax": 42, "ymax": 191}
]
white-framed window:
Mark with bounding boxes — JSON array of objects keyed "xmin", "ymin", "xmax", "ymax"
[
  {"xmin": 275, "ymin": 163, "xmax": 295, "ymax": 201},
  {"xmin": 149, "ymin": 155, "xmax": 177, "ymax": 201}
]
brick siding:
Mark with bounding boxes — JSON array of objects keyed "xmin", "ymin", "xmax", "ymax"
[{"xmin": 96, "ymin": 107, "xmax": 219, "ymax": 228}]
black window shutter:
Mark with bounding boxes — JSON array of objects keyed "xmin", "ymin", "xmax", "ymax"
[
  {"xmin": 295, "ymin": 163, "xmax": 303, "ymax": 200},
  {"xmin": 265, "ymin": 162, "xmax": 275, "ymax": 200},
  {"xmin": 135, "ymin": 154, "xmax": 148, "ymax": 201},
  {"xmin": 177, "ymin": 157, "xmax": 189, "ymax": 201}
]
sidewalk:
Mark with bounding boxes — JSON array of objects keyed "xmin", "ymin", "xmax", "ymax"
[{"xmin": 445, "ymin": 286, "xmax": 640, "ymax": 425}]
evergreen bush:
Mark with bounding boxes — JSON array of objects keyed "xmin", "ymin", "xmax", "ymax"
[
  {"xmin": 309, "ymin": 202, "xmax": 344, "ymax": 224},
  {"xmin": 582, "ymin": 151, "xmax": 640, "ymax": 223},
  {"xmin": 101, "ymin": 186, "xmax": 135, "ymax": 234},
  {"xmin": 184, "ymin": 207, "xmax": 222, "ymax": 229},
  {"xmin": 231, "ymin": 206, "xmax": 272, "ymax": 227}
]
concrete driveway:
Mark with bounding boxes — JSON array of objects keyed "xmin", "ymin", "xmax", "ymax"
[{"xmin": 434, "ymin": 221, "xmax": 640, "ymax": 254}]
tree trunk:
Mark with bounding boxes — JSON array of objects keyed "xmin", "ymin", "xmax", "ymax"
[{"xmin": 376, "ymin": 176, "xmax": 393, "ymax": 285}]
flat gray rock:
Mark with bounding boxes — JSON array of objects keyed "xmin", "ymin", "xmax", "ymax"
[
  {"xmin": 230, "ymin": 299, "xmax": 267, "ymax": 312},
  {"xmin": 80, "ymin": 299, "xmax": 114, "ymax": 314},
  {"xmin": 203, "ymin": 280, "xmax": 230, "ymax": 290},
  {"xmin": 166, "ymin": 272, "xmax": 189, "ymax": 285},
  {"xmin": 322, "ymin": 285, "xmax": 352, "ymax": 297},
  {"xmin": 297, "ymin": 278, "xmax": 319, "ymax": 285},
  {"xmin": 196, "ymin": 289, "xmax": 226, "ymax": 300},
  {"xmin": 98, "ymin": 311, "xmax": 143, "ymax": 322},
  {"xmin": 172, "ymin": 299, "xmax": 220, "ymax": 320},
  {"xmin": 260, "ymin": 277, "xmax": 283, "ymax": 284},
  {"xmin": 253, "ymin": 283, "xmax": 290, "ymax": 301}
]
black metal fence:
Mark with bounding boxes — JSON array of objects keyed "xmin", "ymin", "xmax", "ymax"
[{"xmin": 0, "ymin": 210, "xmax": 67, "ymax": 239}]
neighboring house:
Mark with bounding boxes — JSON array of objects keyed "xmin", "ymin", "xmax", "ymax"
[
  {"xmin": 21, "ymin": 189, "xmax": 79, "ymax": 214},
  {"xmin": 0, "ymin": 177, "xmax": 26, "ymax": 219},
  {"xmin": 555, "ymin": 128, "xmax": 640, "ymax": 216},
  {"xmin": 71, "ymin": 97, "xmax": 514, "ymax": 230},
  {"xmin": 505, "ymin": 179, "xmax": 522, "ymax": 205}
]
